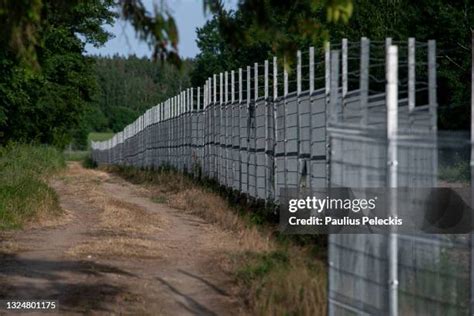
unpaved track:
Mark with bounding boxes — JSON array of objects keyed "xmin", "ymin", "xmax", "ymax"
[{"xmin": 0, "ymin": 162, "xmax": 241, "ymax": 315}]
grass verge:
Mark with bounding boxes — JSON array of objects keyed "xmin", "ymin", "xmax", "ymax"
[
  {"xmin": 0, "ymin": 143, "xmax": 65, "ymax": 230},
  {"xmin": 103, "ymin": 165, "xmax": 327, "ymax": 315}
]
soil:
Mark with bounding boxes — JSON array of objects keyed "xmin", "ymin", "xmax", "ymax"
[{"xmin": 0, "ymin": 162, "xmax": 242, "ymax": 315}]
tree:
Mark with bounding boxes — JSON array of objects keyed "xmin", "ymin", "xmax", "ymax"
[
  {"xmin": 192, "ymin": 0, "xmax": 473, "ymax": 130},
  {"xmin": 328, "ymin": 0, "xmax": 473, "ymax": 129},
  {"xmin": 0, "ymin": 0, "xmax": 353, "ymax": 69},
  {"xmin": 0, "ymin": 0, "xmax": 115, "ymax": 147},
  {"xmin": 92, "ymin": 55, "xmax": 193, "ymax": 133}
]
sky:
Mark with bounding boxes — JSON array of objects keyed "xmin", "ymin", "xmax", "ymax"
[{"xmin": 85, "ymin": 0, "xmax": 236, "ymax": 59}]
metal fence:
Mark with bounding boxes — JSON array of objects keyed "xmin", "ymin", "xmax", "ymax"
[{"xmin": 91, "ymin": 37, "xmax": 472, "ymax": 315}]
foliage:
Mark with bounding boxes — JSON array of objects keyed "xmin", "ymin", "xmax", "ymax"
[
  {"xmin": 92, "ymin": 55, "xmax": 193, "ymax": 133},
  {"xmin": 192, "ymin": 0, "xmax": 473, "ymax": 130},
  {"xmin": 191, "ymin": 0, "xmax": 353, "ymax": 86},
  {"xmin": 0, "ymin": 0, "xmax": 353, "ymax": 68},
  {"xmin": 0, "ymin": 0, "xmax": 115, "ymax": 148},
  {"xmin": 328, "ymin": 0, "xmax": 473, "ymax": 130},
  {"xmin": 0, "ymin": 143, "xmax": 65, "ymax": 230}
]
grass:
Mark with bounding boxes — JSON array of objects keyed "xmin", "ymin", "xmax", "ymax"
[
  {"xmin": 64, "ymin": 165, "xmax": 164, "ymax": 260},
  {"xmin": 103, "ymin": 165, "xmax": 327, "ymax": 315},
  {"xmin": 88, "ymin": 132, "xmax": 114, "ymax": 149},
  {"xmin": 0, "ymin": 143, "xmax": 65, "ymax": 230}
]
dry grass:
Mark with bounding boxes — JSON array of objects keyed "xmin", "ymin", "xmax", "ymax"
[
  {"xmin": 68, "ymin": 237, "xmax": 161, "ymax": 259},
  {"xmin": 232, "ymin": 248, "xmax": 327, "ymax": 315},
  {"xmin": 106, "ymin": 166, "xmax": 328, "ymax": 315},
  {"xmin": 0, "ymin": 240, "xmax": 25, "ymax": 256},
  {"xmin": 168, "ymin": 188, "xmax": 274, "ymax": 253},
  {"xmin": 101, "ymin": 199, "xmax": 164, "ymax": 234},
  {"xmin": 65, "ymin": 163, "xmax": 165, "ymax": 260},
  {"xmin": 26, "ymin": 208, "xmax": 74, "ymax": 229}
]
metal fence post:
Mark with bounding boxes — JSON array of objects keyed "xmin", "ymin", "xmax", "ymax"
[
  {"xmin": 213, "ymin": 74, "xmax": 217, "ymax": 179},
  {"xmin": 470, "ymin": 29, "xmax": 474, "ymax": 316},
  {"xmin": 296, "ymin": 50, "xmax": 302, "ymax": 191},
  {"xmin": 254, "ymin": 62, "xmax": 258, "ymax": 198},
  {"xmin": 309, "ymin": 46, "xmax": 314, "ymax": 191},
  {"xmin": 264, "ymin": 59, "xmax": 269, "ymax": 201},
  {"xmin": 239, "ymin": 68, "xmax": 243, "ymax": 193},
  {"xmin": 360, "ymin": 37, "xmax": 370, "ymax": 126},
  {"xmin": 273, "ymin": 56, "xmax": 278, "ymax": 200},
  {"xmin": 225, "ymin": 71, "xmax": 229, "ymax": 186},
  {"xmin": 283, "ymin": 60, "xmax": 288, "ymax": 194},
  {"xmin": 219, "ymin": 72, "xmax": 223, "ymax": 184},
  {"xmin": 231, "ymin": 70, "xmax": 236, "ymax": 188},
  {"xmin": 325, "ymin": 41, "xmax": 331, "ymax": 187},
  {"xmin": 342, "ymin": 38, "xmax": 348, "ymax": 110},
  {"xmin": 428, "ymin": 40, "xmax": 438, "ymax": 185},
  {"xmin": 247, "ymin": 66, "xmax": 251, "ymax": 196},
  {"xmin": 386, "ymin": 44, "xmax": 399, "ymax": 316},
  {"xmin": 329, "ymin": 50, "xmax": 340, "ymax": 124}
]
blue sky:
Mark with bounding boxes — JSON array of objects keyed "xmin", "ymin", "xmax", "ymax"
[{"xmin": 85, "ymin": 0, "xmax": 236, "ymax": 59}]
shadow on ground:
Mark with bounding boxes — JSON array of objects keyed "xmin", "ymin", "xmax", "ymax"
[{"xmin": 0, "ymin": 252, "xmax": 137, "ymax": 313}]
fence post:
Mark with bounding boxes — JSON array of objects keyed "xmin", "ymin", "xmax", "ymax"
[
  {"xmin": 428, "ymin": 40, "xmax": 438, "ymax": 186},
  {"xmin": 181, "ymin": 91, "xmax": 185, "ymax": 171},
  {"xmin": 247, "ymin": 66, "xmax": 251, "ymax": 196},
  {"xmin": 408, "ymin": 38, "xmax": 416, "ymax": 113},
  {"xmin": 225, "ymin": 71, "xmax": 229, "ymax": 186},
  {"xmin": 255, "ymin": 62, "xmax": 259, "ymax": 197},
  {"xmin": 213, "ymin": 74, "xmax": 217, "ymax": 179},
  {"xmin": 309, "ymin": 46, "xmax": 314, "ymax": 192},
  {"xmin": 239, "ymin": 68, "xmax": 243, "ymax": 193},
  {"xmin": 342, "ymin": 39, "xmax": 348, "ymax": 110},
  {"xmin": 428, "ymin": 40, "xmax": 437, "ymax": 131},
  {"xmin": 273, "ymin": 57, "xmax": 278, "ymax": 200},
  {"xmin": 220, "ymin": 72, "xmax": 223, "ymax": 184},
  {"xmin": 470, "ymin": 29, "xmax": 474, "ymax": 316},
  {"xmin": 283, "ymin": 60, "xmax": 288, "ymax": 194},
  {"xmin": 296, "ymin": 50, "xmax": 303, "ymax": 191},
  {"xmin": 264, "ymin": 59, "xmax": 269, "ymax": 201},
  {"xmin": 386, "ymin": 44, "xmax": 399, "ymax": 316},
  {"xmin": 203, "ymin": 82, "xmax": 207, "ymax": 175},
  {"xmin": 360, "ymin": 37, "xmax": 370, "ymax": 126},
  {"xmin": 329, "ymin": 50, "xmax": 340, "ymax": 123},
  {"xmin": 231, "ymin": 70, "xmax": 236, "ymax": 188},
  {"xmin": 231, "ymin": 70, "xmax": 235, "ymax": 103},
  {"xmin": 190, "ymin": 88, "xmax": 194, "ymax": 172},
  {"xmin": 325, "ymin": 41, "xmax": 331, "ymax": 187}
]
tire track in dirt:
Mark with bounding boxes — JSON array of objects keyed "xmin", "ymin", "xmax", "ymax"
[{"xmin": 0, "ymin": 162, "xmax": 241, "ymax": 315}]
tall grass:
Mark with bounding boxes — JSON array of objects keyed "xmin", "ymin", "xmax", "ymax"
[{"xmin": 0, "ymin": 143, "xmax": 65, "ymax": 230}]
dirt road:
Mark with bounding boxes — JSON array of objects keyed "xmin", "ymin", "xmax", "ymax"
[{"xmin": 0, "ymin": 162, "xmax": 242, "ymax": 315}]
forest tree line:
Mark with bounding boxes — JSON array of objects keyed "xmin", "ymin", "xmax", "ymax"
[
  {"xmin": 0, "ymin": 0, "xmax": 472, "ymax": 151},
  {"xmin": 192, "ymin": 0, "xmax": 473, "ymax": 130},
  {"xmin": 90, "ymin": 55, "xmax": 193, "ymax": 135}
]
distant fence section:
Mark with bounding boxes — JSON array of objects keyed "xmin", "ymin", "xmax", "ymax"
[{"xmin": 91, "ymin": 37, "xmax": 472, "ymax": 315}]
